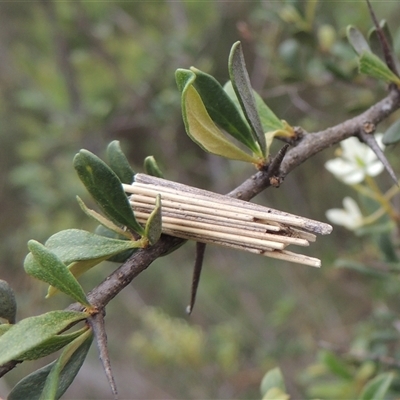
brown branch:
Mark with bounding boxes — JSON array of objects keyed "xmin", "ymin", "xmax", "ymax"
[
  {"xmin": 74, "ymin": 90, "xmax": 400, "ymax": 313},
  {"xmin": 2, "ymin": 88, "xmax": 400, "ymax": 379}
]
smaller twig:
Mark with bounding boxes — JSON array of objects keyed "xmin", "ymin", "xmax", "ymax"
[
  {"xmin": 366, "ymin": 0, "xmax": 399, "ymax": 77},
  {"xmin": 358, "ymin": 127, "xmax": 398, "ymax": 185},
  {"xmin": 186, "ymin": 242, "xmax": 206, "ymax": 315},
  {"xmin": 88, "ymin": 312, "xmax": 118, "ymax": 400},
  {"xmin": 265, "ymin": 144, "xmax": 289, "ymax": 187}
]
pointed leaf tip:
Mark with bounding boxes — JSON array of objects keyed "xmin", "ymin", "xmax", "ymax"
[
  {"xmin": 144, "ymin": 194, "xmax": 162, "ymax": 246},
  {"xmin": 144, "ymin": 156, "xmax": 164, "ymax": 178},
  {"xmin": 228, "ymin": 41, "xmax": 266, "ymax": 153}
]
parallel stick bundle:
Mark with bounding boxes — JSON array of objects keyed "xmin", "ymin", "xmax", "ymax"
[{"xmin": 122, "ymin": 174, "xmax": 333, "ymax": 267}]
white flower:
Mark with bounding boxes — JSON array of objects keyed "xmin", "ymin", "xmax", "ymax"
[
  {"xmin": 325, "ymin": 134, "xmax": 385, "ymax": 185},
  {"xmin": 326, "ymin": 197, "xmax": 363, "ymax": 230}
]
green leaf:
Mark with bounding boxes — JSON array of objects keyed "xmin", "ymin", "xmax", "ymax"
[
  {"xmin": 39, "ymin": 329, "xmax": 93, "ymax": 400},
  {"xmin": 382, "ymin": 118, "xmax": 400, "ymax": 145},
  {"xmin": 43, "ymin": 229, "xmax": 142, "ymax": 297},
  {"xmin": 18, "ymin": 327, "xmax": 86, "ymax": 361},
  {"xmin": 359, "ymin": 51, "xmax": 400, "ymax": 86},
  {"xmin": 144, "ymin": 194, "xmax": 162, "ymax": 246},
  {"xmin": 8, "ymin": 329, "xmax": 93, "ymax": 400},
  {"xmin": 189, "ymin": 67, "xmax": 261, "ymax": 155},
  {"xmin": 224, "ymin": 80, "xmax": 293, "ymax": 139},
  {"xmin": 0, "ymin": 280, "xmax": 17, "ymax": 324},
  {"xmin": 377, "ymin": 232, "xmax": 399, "ymax": 262},
  {"xmin": 0, "ymin": 323, "xmax": 12, "ymax": 336},
  {"xmin": 263, "ymin": 388, "xmax": 289, "ymax": 400},
  {"xmin": 25, "ymin": 240, "xmax": 89, "ymax": 306},
  {"xmin": 106, "ymin": 140, "xmax": 135, "ymax": 184},
  {"xmin": 368, "ymin": 20, "xmax": 394, "ymax": 59},
  {"xmin": 228, "ymin": 41, "xmax": 266, "ymax": 153},
  {"xmin": 143, "ymin": 155, "xmax": 164, "ymax": 178},
  {"xmin": 94, "ymin": 224, "xmax": 137, "ymax": 263},
  {"xmin": 359, "ymin": 372, "xmax": 394, "ymax": 400},
  {"xmin": 347, "ymin": 26, "xmax": 371, "ymax": 55},
  {"xmin": 319, "ymin": 350, "xmax": 353, "ymax": 380},
  {"xmin": 45, "ymin": 229, "xmax": 139, "ymax": 265},
  {"xmin": 46, "ymin": 257, "xmax": 109, "ymax": 298},
  {"xmin": 260, "ymin": 367, "xmax": 286, "ymax": 397},
  {"xmin": 0, "ymin": 310, "xmax": 87, "ymax": 366},
  {"xmin": 74, "ymin": 149, "xmax": 144, "ymax": 235},
  {"xmin": 176, "ymin": 70, "xmax": 259, "ymax": 163},
  {"xmin": 76, "ymin": 196, "xmax": 131, "ymax": 238},
  {"xmin": 253, "ymin": 91, "xmax": 289, "ymax": 134}
]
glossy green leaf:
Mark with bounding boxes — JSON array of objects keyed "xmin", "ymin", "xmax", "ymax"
[
  {"xmin": 189, "ymin": 67, "xmax": 261, "ymax": 154},
  {"xmin": 18, "ymin": 327, "xmax": 86, "ymax": 361},
  {"xmin": 0, "ymin": 279, "xmax": 16, "ymax": 324},
  {"xmin": 0, "ymin": 310, "xmax": 87, "ymax": 366},
  {"xmin": 228, "ymin": 41, "xmax": 266, "ymax": 153},
  {"xmin": 8, "ymin": 329, "xmax": 93, "ymax": 400},
  {"xmin": 76, "ymin": 196, "xmax": 131, "ymax": 238},
  {"xmin": 74, "ymin": 149, "xmax": 144, "ymax": 235},
  {"xmin": 382, "ymin": 118, "xmax": 400, "ymax": 145},
  {"xmin": 45, "ymin": 229, "xmax": 139, "ymax": 264},
  {"xmin": 359, "ymin": 372, "xmax": 394, "ymax": 400},
  {"xmin": 320, "ymin": 350, "xmax": 353, "ymax": 380},
  {"xmin": 144, "ymin": 155, "xmax": 164, "ymax": 178},
  {"xmin": 359, "ymin": 51, "xmax": 400, "ymax": 86},
  {"xmin": 39, "ymin": 328, "xmax": 93, "ymax": 400},
  {"xmin": 260, "ymin": 367, "xmax": 286, "ymax": 397},
  {"xmin": 347, "ymin": 26, "xmax": 371, "ymax": 55},
  {"xmin": 106, "ymin": 140, "xmax": 135, "ymax": 184},
  {"xmin": 26, "ymin": 240, "xmax": 89, "ymax": 306},
  {"xmin": 144, "ymin": 194, "xmax": 162, "ymax": 246},
  {"xmin": 179, "ymin": 81, "xmax": 258, "ymax": 162}
]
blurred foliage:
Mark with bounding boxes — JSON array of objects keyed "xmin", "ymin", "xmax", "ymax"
[{"xmin": 2, "ymin": 0, "xmax": 400, "ymax": 399}]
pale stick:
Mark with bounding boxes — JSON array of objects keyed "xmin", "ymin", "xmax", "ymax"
[
  {"xmin": 131, "ymin": 174, "xmax": 333, "ymax": 235},
  {"xmin": 126, "ymin": 181, "xmax": 331, "ymax": 234},
  {"xmin": 122, "ymin": 174, "xmax": 333, "ymax": 267},
  {"xmin": 261, "ymin": 249, "xmax": 321, "ymax": 268},
  {"xmin": 130, "ymin": 197, "xmax": 282, "ymax": 232},
  {"xmin": 133, "ymin": 211, "xmax": 310, "ymax": 246},
  {"xmin": 134, "ymin": 215, "xmax": 286, "ymax": 250}
]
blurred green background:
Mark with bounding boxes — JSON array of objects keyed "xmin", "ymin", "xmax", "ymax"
[{"xmin": 1, "ymin": 1, "xmax": 400, "ymax": 399}]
